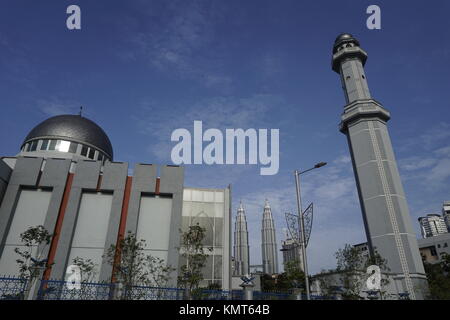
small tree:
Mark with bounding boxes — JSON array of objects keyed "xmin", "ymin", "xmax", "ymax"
[
  {"xmin": 284, "ymin": 260, "xmax": 306, "ymax": 291},
  {"xmin": 14, "ymin": 225, "xmax": 52, "ymax": 300},
  {"xmin": 105, "ymin": 232, "xmax": 175, "ymax": 300},
  {"xmin": 178, "ymin": 224, "xmax": 212, "ymax": 298},
  {"xmin": 319, "ymin": 244, "xmax": 391, "ymax": 300},
  {"xmin": 71, "ymin": 257, "xmax": 98, "ymax": 283},
  {"xmin": 423, "ymin": 253, "xmax": 450, "ymax": 300}
]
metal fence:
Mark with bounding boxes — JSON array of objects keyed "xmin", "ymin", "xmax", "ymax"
[
  {"xmin": 0, "ymin": 277, "xmax": 27, "ymax": 300},
  {"xmin": 0, "ymin": 276, "xmax": 331, "ymax": 300}
]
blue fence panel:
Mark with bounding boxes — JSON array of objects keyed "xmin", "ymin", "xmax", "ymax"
[
  {"xmin": 123, "ymin": 285, "xmax": 184, "ymax": 300},
  {"xmin": 0, "ymin": 277, "xmax": 27, "ymax": 300},
  {"xmin": 38, "ymin": 280, "xmax": 113, "ymax": 300},
  {"xmin": 253, "ymin": 291, "xmax": 293, "ymax": 300}
]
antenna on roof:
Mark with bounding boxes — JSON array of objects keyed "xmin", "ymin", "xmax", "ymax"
[{"xmin": 79, "ymin": 106, "xmax": 83, "ymax": 117}]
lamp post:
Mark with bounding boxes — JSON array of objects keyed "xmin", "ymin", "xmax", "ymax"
[{"xmin": 294, "ymin": 162, "xmax": 327, "ymax": 300}]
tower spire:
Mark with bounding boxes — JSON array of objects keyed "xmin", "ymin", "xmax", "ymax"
[
  {"xmin": 234, "ymin": 201, "xmax": 250, "ymax": 276},
  {"xmin": 332, "ymin": 33, "xmax": 428, "ymax": 299},
  {"xmin": 261, "ymin": 199, "xmax": 278, "ymax": 275}
]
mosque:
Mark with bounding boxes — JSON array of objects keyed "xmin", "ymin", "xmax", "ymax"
[{"xmin": 0, "ymin": 114, "xmax": 232, "ymax": 295}]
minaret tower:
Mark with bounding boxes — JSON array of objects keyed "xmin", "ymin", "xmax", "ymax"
[
  {"xmin": 261, "ymin": 199, "xmax": 278, "ymax": 275},
  {"xmin": 234, "ymin": 202, "xmax": 250, "ymax": 276},
  {"xmin": 332, "ymin": 33, "xmax": 428, "ymax": 299}
]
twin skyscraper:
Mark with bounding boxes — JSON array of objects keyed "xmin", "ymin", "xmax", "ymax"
[{"xmin": 233, "ymin": 200, "xmax": 278, "ymax": 276}]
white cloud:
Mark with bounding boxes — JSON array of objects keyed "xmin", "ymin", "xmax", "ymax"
[{"xmin": 37, "ymin": 98, "xmax": 79, "ymax": 117}]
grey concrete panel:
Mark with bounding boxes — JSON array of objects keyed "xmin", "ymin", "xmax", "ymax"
[
  {"xmin": 160, "ymin": 165, "xmax": 184, "ymax": 287},
  {"xmin": 50, "ymin": 160, "xmax": 102, "ymax": 280},
  {"xmin": 0, "ymin": 157, "xmax": 43, "ymax": 260},
  {"xmin": 349, "ymin": 128, "xmax": 376, "ymax": 166},
  {"xmin": 97, "ymin": 161, "xmax": 128, "ymax": 282},
  {"xmin": 356, "ymin": 162, "xmax": 384, "ymax": 199},
  {"xmin": 126, "ymin": 164, "xmax": 157, "ymax": 235},
  {"xmin": 0, "ymin": 159, "xmax": 11, "ymax": 205},
  {"xmin": 9, "ymin": 157, "xmax": 43, "ymax": 186}
]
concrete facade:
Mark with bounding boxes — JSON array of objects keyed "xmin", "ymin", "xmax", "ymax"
[
  {"xmin": 332, "ymin": 34, "xmax": 428, "ymax": 299},
  {"xmin": 417, "ymin": 233, "xmax": 450, "ymax": 264},
  {"xmin": 0, "ymin": 157, "xmax": 231, "ymax": 291}
]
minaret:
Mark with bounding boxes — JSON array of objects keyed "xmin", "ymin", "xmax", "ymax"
[
  {"xmin": 332, "ymin": 33, "xmax": 428, "ymax": 299},
  {"xmin": 233, "ymin": 202, "xmax": 250, "ymax": 276},
  {"xmin": 261, "ymin": 199, "xmax": 278, "ymax": 275}
]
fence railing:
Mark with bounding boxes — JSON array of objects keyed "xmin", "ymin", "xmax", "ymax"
[{"xmin": 0, "ymin": 276, "xmax": 332, "ymax": 300}]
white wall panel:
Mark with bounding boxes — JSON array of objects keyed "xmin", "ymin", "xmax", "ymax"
[
  {"xmin": 137, "ymin": 196, "xmax": 172, "ymax": 253},
  {"xmin": 0, "ymin": 189, "xmax": 51, "ymax": 276},
  {"xmin": 67, "ymin": 192, "xmax": 113, "ymax": 282}
]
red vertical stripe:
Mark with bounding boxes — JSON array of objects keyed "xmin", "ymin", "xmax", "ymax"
[
  {"xmin": 111, "ymin": 176, "xmax": 132, "ymax": 282},
  {"xmin": 155, "ymin": 177, "xmax": 160, "ymax": 195},
  {"xmin": 43, "ymin": 173, "xmax": 74, "ymax": 280}
]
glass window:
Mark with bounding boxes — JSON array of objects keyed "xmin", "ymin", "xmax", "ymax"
[
  {"xmin": 69, "ymin": 142, "xmax": 77, "ymax": 153},
  {"xmin": 48, "ymin": 140, "xmax": 57, "ymax": 151},
  {"xmin": 29, "ymin": 140, "xmax": 38, "ymax": 152},
  {"xmin": 57, "ymin": 140, "xmax": 71, "ymax": 152},
  {"xmin": 81, "ymin": 145, "xmax": 88, "ymax": 156},
  {"xmin": 97, "ymin": 153, "xmax": 103, "ymax": 161},
  {"xmin": 88, "ymin": 148, "xmax": 95, "ymax": 159},
  {"xmin": 430, "ymin": 246, "xmax": 437, "ymax": 256},
  {"xmin": 41, "ymin": 139, "xmax": 49, "ymax": 150}
]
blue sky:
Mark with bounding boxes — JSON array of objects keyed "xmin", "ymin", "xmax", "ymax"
[{"xmin": 0, "ymin": 0, "xmax": 449, "ymax": 274}]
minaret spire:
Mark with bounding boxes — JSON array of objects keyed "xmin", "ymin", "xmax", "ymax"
[
  {"xmin": 234, "ymin": 201, "xmax": 250, "ymax": 276},
  {"xmin": 332, "ymin": 33, "xmax": 428, "ymax": 299},
  {"xmin": 261, "ymin": 199, "xmax": 278, "ymax": 275}
]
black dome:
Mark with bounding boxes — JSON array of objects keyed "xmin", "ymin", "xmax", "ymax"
[
  {"xmin": 333, "ymin": 33, "xmax": 360, "ymax": 53},
  {"xmin": 23, "ymin": 115, "xmax": 113, "ymax": 160}
]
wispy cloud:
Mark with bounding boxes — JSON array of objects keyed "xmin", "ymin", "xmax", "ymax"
[
  {"xmin": 120, "ymin": 0, "xmax": 231, "ymax": 90},
  {"xmin": 133, "ymin": 94, "xmax": 285, "ymax": 162},
  {"xmin": 37, "ymin": 97, "xmax": 81, "ymax": 117}
]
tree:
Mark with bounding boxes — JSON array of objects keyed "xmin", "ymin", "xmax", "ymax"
[
  {"xmin": 177, "ymin": 223, "xmax": 212, "ymax": 298},
  {"xmin": 14, "ymin": 225, "xmax": 53, "ymax": 300},
  {"xmin": 104, "ymin": 231, "xmax": 175, "ymax": 300},
  {"xmin": 423, "ymin": 253, "xmax": 450, "ymax": 300},
  {"xmin": 318, "ymin": 244, "xmax": 390, "ymax": 300},
  {"xmin": 283, "ymin": 260, "xmax": 306, "ymax": 290},
  {"xmin": 266, "ymin": 260, "xmax": 306, "ymax": 294},
  {"xmin": 71, "ymin": 257, "xmax": 98, "ymax": 283}
]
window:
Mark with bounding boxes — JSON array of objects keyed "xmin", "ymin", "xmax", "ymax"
[
  {"xmin": 97, "ymin": 153, "xmax": 103, "ymax": 161},
  {"xmin": 81, "ymin": 145, "xmax": 88, "ymax": 157},
  {"xmin": 41, "ymin": 139, "xmax": 49, "ymax": 150},
  {"xmin": 25, "ymin": 143, "xmax": 30, "ymax": 152},
  {"xmin": 88, "ymin": 148, "xmax": 95, "ymax": 159},
  {"xmin": 57, "ymin": 140, "xmax": 71, "ymax": 152},
  {"xmin": 29, "ymin": 140, "xmax": 38, "ymax": 152},
  {"xmin": 69, "ymin": 142, "xmax": 77, "ymax": 153},
  {"xmin": 444, "ymin": 243, "xmax": 448, "ymax": 248},
  {"xmin": 48, "ymin": 140, "xmax": 57, "ymax": 151},
  {"xmin": 438, "ymin": 244, "xmax": 441, "ymax": 248},
  {"xmin": 430, "ymin": 246, "xmax": 437, "ymax": 256}
]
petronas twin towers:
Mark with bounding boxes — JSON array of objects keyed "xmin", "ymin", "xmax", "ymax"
[{"xmin": 233, "ymin": 199, "xmax": 278, "ymax": 276}]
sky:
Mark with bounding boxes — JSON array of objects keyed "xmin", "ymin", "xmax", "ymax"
[{"xmin": 0, "ymin": 0, "xmax": 449, "ymax": 274}]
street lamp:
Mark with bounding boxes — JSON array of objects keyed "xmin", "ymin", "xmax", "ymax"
[{"xmin": 294, "ymin": 162, "xmax": 327, "ymax": 300}]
